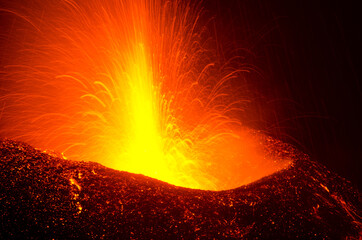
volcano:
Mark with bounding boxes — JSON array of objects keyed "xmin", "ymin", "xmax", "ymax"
[{"xmin": 0, "ymin": 137, "xmax": 360, "ymax": 239}]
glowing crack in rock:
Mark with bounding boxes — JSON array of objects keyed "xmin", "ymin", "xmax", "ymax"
[
  {"xmin": 0, "ymin": 0, "xmax": 291, "ymax": 190},
  {"xmin": 69, "ymin": 177, "xmax": 82, "ymax": 214}
]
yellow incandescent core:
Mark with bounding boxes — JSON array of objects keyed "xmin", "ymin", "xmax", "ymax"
[{"xmin": 121, "ymin": 43, "xmax": 167, "ymax": 182}]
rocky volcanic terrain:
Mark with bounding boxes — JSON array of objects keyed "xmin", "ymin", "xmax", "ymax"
[{"xmin": 0, "ymin": 138, "xmax": 361, "ymax": 239}]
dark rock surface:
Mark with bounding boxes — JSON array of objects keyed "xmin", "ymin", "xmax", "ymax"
[{"xmin": 0, "ymin": 138, "xmax": 361, "ymax": 239}]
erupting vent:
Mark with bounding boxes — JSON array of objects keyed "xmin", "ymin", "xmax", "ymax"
[{"xmin": 0, "ymin": 0, "xmax": 291, "ymax": 190}]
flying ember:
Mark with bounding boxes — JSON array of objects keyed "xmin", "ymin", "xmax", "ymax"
[{"xmin": 0, "ymin": 0, "xmax": 290, "ymax": 190}]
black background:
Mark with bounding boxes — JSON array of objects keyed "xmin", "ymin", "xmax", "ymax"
[{"xmin": 205, "ymin": 0, "xmax": 361, "ymax": 187}]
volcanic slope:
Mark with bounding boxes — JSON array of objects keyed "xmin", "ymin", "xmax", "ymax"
[{"xmin": 0, "ymin": 138, "xmax": 361, "ymax": 239}]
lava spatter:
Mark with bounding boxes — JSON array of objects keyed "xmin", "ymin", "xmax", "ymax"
[{"xmin": 0, "ymin": 0, "xmax": 289, "ymax": 190}]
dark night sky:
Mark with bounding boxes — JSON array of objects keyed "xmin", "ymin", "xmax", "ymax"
[{"xmin": 205, "ymin": 0, "xmax": 361, "ymax": 187}]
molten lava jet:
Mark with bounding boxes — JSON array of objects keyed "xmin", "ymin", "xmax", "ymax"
[{"xmin": 0, "ymin": 0, "xmax": 290, "ymax": 190}]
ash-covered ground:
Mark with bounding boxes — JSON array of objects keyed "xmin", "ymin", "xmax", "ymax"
[{"xmin": 0, "ymin": 138, "xmax": 361, "ymax": 239}]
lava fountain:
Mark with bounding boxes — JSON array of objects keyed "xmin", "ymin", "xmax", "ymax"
[{"xmin": 0, "ymin": 0, "xmax": 291, "ymax": 190}]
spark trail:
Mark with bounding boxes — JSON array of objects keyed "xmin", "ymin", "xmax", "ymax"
[{"xmin": 0, "ymin": 0, "xmax": 290, "ymax": 190}]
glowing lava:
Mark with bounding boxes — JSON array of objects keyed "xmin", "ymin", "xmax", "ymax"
[{"xmin": 0, "ymin": 0, "xmax": 290, "ymax": 190}]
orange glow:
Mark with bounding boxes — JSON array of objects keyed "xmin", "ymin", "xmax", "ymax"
[{"xmin": 0, "ymin": 0, "xmax": 291, "ymax": 190}]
